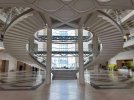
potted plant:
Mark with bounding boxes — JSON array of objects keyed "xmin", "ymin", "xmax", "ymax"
[{"xmin": 127, "ymin": 61, "xmax": 134, "ymax": 71}]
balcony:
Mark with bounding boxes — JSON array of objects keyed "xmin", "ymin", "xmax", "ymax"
[{"xmin": 123, "ymin": 36, "xmax": 134, "ymax": 48}]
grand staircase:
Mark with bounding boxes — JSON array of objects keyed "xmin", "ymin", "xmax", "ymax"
[
  {"xmin": 4, "ymin": 9, "xmax": 46, "ymax": 69},
  {"xmin": 84, "ymin": 11, "xmax": 123, "ymax": 68},
  {"xmin": 3, "ymin": 9, "xmax": 123, "ymax": 70}
]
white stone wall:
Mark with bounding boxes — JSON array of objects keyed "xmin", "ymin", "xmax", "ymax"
[
  {"xmin": 0, "ymin": 52, "xmax": 17, "ymax": 72},
  {"xmin": 109, "ymin": 50, "xmax": 134, "ymax": 64}
]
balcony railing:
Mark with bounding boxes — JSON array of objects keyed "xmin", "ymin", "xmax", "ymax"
[
  {"xmin": 128, "ymin": 36, "xmax": 134, "ymax": 41},
  {"xmin": 35, "ymin": 35, "xmax": 92, "ymax": 42}
]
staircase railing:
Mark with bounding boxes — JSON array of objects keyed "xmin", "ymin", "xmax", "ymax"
[{"xmin": 27, "ymin": 40, "xmax": 46, "ymax": 68}]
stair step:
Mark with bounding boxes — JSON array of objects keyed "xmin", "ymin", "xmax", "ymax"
[{"xmin": 52, "ymin": 70, "xmax": 77, "ymax": 80}]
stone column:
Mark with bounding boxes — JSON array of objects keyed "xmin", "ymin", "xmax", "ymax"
[
  {"xmin": 92, "ymin": 34, "xmax": 99, "ymax": 72},
  {"xmin": 43, "ymin": 29, "xmax": 47, "ymax": 65},
  {"xmin": 29, "ymin": 37, "xmax": 34, "ymax": 54},
  {"xmin": 75, "ymin": 29, "xmax": 79, "ymax": 69},
  {"xmin": 46, "ymin": 27, "xmax": 52, "ymax": 84},
  {"xmin": 92, "ymin": 34, "xmax": 99, "ymax": 58},
  {"xmin": 43, "ymin": 29, "xmax": 47, "ymax": 51},
  {"xmin": 78, "ymin": 29, "xmax": 85, "ymax": 84}
]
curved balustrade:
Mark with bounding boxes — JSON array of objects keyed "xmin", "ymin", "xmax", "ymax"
[
  {"xmin": 35, "ymin": 35, "xmax": 92, "ymax": 43},
  {"xmin": 34, "ymin": 47, "xmax": 92, "ymax": 56},
  {"xmin": 35, "ymin": 29, "xmax": 92, "ymax": 43},
  {"xmin": 34, "ymin": 51, "xmax": 92, "ymax": 55}
]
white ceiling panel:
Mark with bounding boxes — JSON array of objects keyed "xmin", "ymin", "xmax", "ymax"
[
  {"xmin": 60, "ymin": 0, "xmax": 75, "ymax": 4},
  {"xmin": 70, "ymin": 0, "xmax": 95, "ymax": 12},
  {"xmin": 54, "ymin": 6, "xmax": 79, "ymax": 21},
  {"xmin": 0, "ymin": 0, "xmax": 26, "ymax": 4},
  {"xmin": 96, "ymin": 0, "xmax": 133, "ymax": 7},
  {"xmin": 34, "ymin": 0, "xmax": 64, "ymax": 12},
  {"xmin": 22, "ymin": 0, "xmax": 36, "ymax": 3}
]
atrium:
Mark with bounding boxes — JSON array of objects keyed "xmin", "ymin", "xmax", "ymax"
[{"xmin": 0, "ymin": 0, "xmax": 134, "ymax": 100}]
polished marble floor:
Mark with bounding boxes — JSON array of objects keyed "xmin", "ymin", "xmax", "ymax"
[
  {"xmin": 0, "ymin": 71, "xmax": 134, "ymax": 100},
  {"xmin": 0, "ymin": 71, "xmax": 45, "ymax": 90},
  {"xmin": 0, "ymin": 80, "xmax": 134, "ymax": 100},
  {"xmin": 85, "ymin": 70, "xmax": 134, "ymax": 89}
]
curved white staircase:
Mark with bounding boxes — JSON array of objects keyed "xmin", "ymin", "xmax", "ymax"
[
  {"xmin": 3, "ymin": 9, "xmax": 123, "ymax": 70},
  {"xmin": 4, "ymin": 9, "xmax": 45, "ymax": 69},
  {"xmin": 84, "ymin": 11, "xmax": 124, "ymax": 68}
]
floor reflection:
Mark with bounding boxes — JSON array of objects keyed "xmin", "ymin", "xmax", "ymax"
[
  {"xmin": 85, "ymin": 70, "xmax": 134, "ymax": 89},
  {"xmin": 0, "ymin": 71, "xmax": 45, "ymax": 90},
  {"xmin": 48, "ymin": 80, "xmax": 85, "ymax": 100}
]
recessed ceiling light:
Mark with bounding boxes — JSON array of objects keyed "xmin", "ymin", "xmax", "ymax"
[{"xmin": 97, "ymin": 0, "xmax": 111, "ymax": 2}]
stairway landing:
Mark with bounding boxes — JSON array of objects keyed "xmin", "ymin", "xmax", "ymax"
[{"xmin": 52, "ymin": 69, "xmax": 77, "ymax": 80}]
